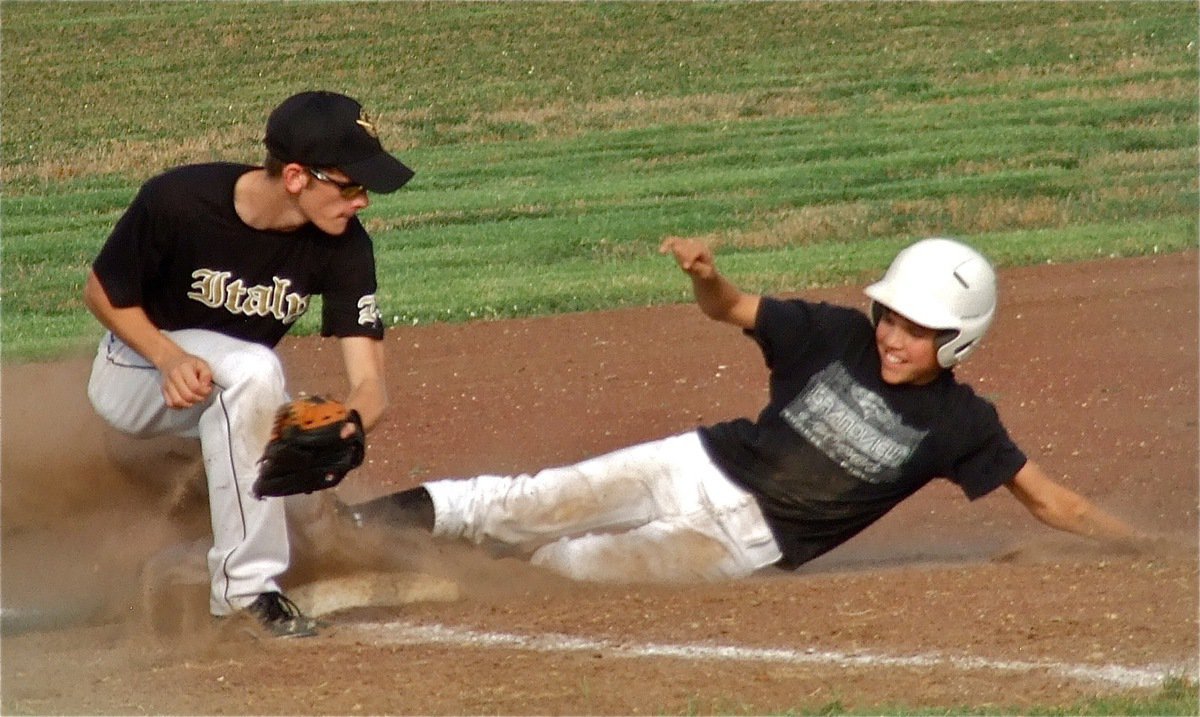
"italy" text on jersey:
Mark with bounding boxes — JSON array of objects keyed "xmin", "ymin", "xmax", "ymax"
[{"xmin": 187, "ymin": 269, "xmax": 309, "ymax": 325}]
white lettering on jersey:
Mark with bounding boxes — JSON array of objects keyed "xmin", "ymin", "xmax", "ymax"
[
  {"xmin": 187, "ymin": 269, "xmax": 309, "ymax": 325},
  {"xmin": 781, "ymin": 363, "xmax": 926, "ymax": 483},
  {"xmin": 357, "ymin": 294, "xmax": 382, "ymax": 327}
]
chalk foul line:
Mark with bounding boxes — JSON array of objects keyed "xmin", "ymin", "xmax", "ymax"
[{"xmin": 348, "ymin": 620, "xmax": 1194, "ymax": 690}]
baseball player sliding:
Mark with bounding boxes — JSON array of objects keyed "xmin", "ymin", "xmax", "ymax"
[
  {"xmin": 84, "ymin": 91, "xmax": 414, "ymax": 637},
  {"xmin": 349, "ymin": 237, "xmax": 1150, "ymax": 582}
]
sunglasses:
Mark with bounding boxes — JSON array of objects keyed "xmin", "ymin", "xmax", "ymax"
[{"xmin": 307, "ymin": 167, "xmax": 366, "ymax": 199}]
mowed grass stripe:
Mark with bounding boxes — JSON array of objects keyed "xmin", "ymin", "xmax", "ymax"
[{"xmin": 3, "ymin": 2, "xmax": 1196, "ymax": 360}]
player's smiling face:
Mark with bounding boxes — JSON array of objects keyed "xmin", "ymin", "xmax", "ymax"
[
  {"xmin": 874, "ymin": 307, "xmax": 943, "ymax": 385},
  {"xmin": 299, "ymin": 167, "xmax": 370, "ymax": 235}
]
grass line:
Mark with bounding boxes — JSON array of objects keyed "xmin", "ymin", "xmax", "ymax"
[{"xmin": 3, "ymin": 1, "xmax": 1197, "ymax": 373}]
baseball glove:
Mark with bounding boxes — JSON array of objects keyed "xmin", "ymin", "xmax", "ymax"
[{"xmin": 252, "ymin": 395, "xmax": 365, "ymax": 498}]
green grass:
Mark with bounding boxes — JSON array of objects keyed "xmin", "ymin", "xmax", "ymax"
[
  {"xmin": 674, "ymin": 674, "xmax": 1199, "ymax": 715},
  {"xmin": 3, "ymin": 1, "xmax": 1197, "ymax": 361}
]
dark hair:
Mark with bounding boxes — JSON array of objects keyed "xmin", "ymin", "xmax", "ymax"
[{"xmin": 264, "ymin": 153, "xmax": 285, "ymax": 177}]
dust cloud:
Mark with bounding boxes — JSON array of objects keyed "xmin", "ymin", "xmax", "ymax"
[
  {"xmin": 0, "ymin": 359, "xmax": 575, "ymax": 638},
  {"xmin": 1, "ymin": 359, "xmax": 209, "ymax": 634}
]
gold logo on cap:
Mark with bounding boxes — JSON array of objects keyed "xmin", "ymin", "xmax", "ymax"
[{"xmin": 356, "ymin": 111, "xmax": 379, "ymax": 138}]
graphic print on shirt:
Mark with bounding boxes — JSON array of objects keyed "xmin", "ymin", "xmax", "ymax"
[
  {"xmin": 781, "ymin": 362, "xmax": 926, "ymax": 484},
  {"xmin": 187, "ymin": 269, "xmax": 310, "ymax": 325},
  {"xmin": 357, "ymin": 294, "xmax": 382, "ymax": 327}
]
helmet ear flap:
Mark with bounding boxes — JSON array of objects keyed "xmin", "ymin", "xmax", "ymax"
[{"xmin": 935, "ymin": 329, "xmax": 962, "ymax": 368}]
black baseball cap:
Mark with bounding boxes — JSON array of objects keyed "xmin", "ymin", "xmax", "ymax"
[{"xmin": 264, "ymin": 91, "xmax": 415, "ymax": 194}]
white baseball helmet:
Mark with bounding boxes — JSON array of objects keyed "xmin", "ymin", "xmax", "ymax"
[{"xmin": 863, "ymin": 237, "xmax": 997, "ymax": 368}]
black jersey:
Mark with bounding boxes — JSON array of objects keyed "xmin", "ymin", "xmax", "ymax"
[
  {"xmin": 699, "ymin": 297, "xmax": 1027, "ymax": 569},
  {"xmin": 92, "ymin": 163, "xmax": 385, "ymax": 348}
]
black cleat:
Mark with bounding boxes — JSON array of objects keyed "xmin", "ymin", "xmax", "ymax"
[{"xmin": 246, "ymin": 591, "xmax": 318, "ymax": 638}]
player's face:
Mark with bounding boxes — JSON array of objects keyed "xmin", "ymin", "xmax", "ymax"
[
  {"xmin": 300, "ymin": 167, "xmax": 370, "ymax": 235},
  {"xmin": 874, "ymin": 308, "xmax": 942, "ymax": 385}
]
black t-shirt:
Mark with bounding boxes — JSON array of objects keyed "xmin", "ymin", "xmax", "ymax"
[
  {"xmin": 92, "ymin": 163, "xmax": 385, "ymax": 348},
  {"xmin": 699, "ymin": 297, "xmax": 1027, "ymax": 569}
]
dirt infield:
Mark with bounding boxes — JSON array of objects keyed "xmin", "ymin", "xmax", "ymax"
[{"xmin": 2, "ymin": 252, "xmax": 1197, "ymax": 714}]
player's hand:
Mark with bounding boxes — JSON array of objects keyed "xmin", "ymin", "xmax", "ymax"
[
  {"xmin": 159, "ymin": 353, "xmax": 214, "ymax": 408},
  {"xmin": 659, "ymin": 237, "xmax": 717, "ymax": 280}
]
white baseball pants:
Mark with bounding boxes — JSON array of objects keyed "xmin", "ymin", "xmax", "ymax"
[
  {"xmin": 88, "ymin": 330, "xmax": 290, "ymax": 615},
  {"xmin": 425, "ymin": 431, "xmax": 782, "ymax": 583}
]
